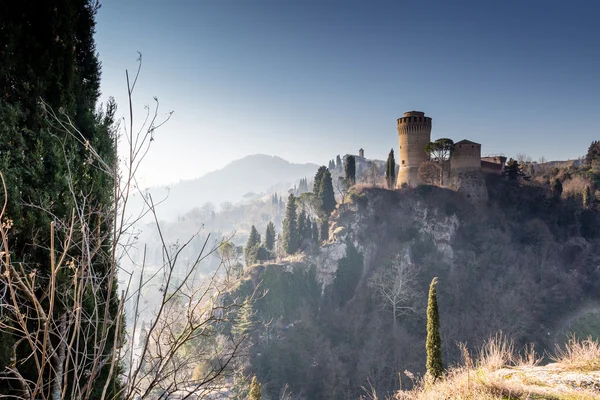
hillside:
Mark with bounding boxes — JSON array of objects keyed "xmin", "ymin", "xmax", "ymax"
[
  {"xmin": 396, "ymin": 334, "xmax": 600, "ymax": 399},
  {"xmin": 140, "ymin": 154, "xmax": 319, "ymax": 220},
  {"xmin": 229, "ymin": 174, "xmax": 600, "ymax": 399}
]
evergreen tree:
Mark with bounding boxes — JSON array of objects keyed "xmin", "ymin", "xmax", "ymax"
[
  {"xmin": 336, "ymin": 154, "xmax": 342, "ymax": 170},
  {"xmin": 426, "ymin": 277, "xmax": 443, "ymax": 380},
  {"xmin": 264, "ymin": 221, "xmax": 276, "ymax": 252},
  {"xmin": 0, "ymin": 2, "xmax": 120, "ymax": 396},
  {"xmin": 282, "ymin": 194, "xmax": 300, "ymax": 254},
  {"xmin": 583, "ymin": 185, "xmax": 592, "ymax": 209},
  {"xmin": 234, "ymin": 300, "xmax": 254, "ymax": 337},
  {"xmin": 297, "ymin": 210, "xmax": 307, "ymax": 243},
  {"xmin": 245, "ymin": 225, "xmax": 262, "ymax": 265},
  {"xmin": 585, "ymin": 140, "xmax": 600, "ymax": 168},
  {"xmin": 551, "ymin": 178, "xmax": 563, "ymax": 199},
  {"xmin": 312, "ymin": 221, "xmax": 320, "ymax": 243},
  {"xmin": 313, "ymin": 166, "xmax": 328, "ymax": 195},
  {"xmin": 345, "ymin": 155, "xmax": 356, "ymax": 185},
  {"xmin": 320, "ymin": 217, "xmax": 329, "ymax": 242},
  {"xmin": 297, "ymin": 177, "xmax": 308, "ymax": 193},
  {"xmin": 329, "ymin": 159, "xmax": 336, "ymax": 170},
  {"xmin": 249, "ymin": 376, "xmax": 262, "ymax": 400},
  {"xmin": 386, "ymin": 148, "xmax": 396, "ymax": 189},
  {"xmin": 319, "ymin": 170, "xmax": 336, "ymax": 215},
  {"xmin": 503, "ymin": 158, "xmax": 527, "ymax": 181}
]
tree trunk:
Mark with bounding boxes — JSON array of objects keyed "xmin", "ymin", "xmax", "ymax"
[{"xmin": 52, "ymin": 314, "xmax": 67, "ymax": 400}]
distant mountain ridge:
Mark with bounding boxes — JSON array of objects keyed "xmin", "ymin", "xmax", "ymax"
[{"xmin": 143, "ymin": 154, "xmax": 319, "ymax": 220}]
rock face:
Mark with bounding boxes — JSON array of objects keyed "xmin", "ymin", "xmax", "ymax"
[
  {"xmin": 313, "ymin": 188, "xmax": 461, "ymax": 289},
  {"xmin": 414, "ymin": 202, "xmax": 459, "ymax": 260},
  {"xmin": 314, "ymin": 241, "xmax": 346, "ymax": 289}
]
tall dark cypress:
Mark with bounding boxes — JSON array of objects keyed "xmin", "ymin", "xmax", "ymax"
[
  {"xmin": 0, "ymin": 1, "xmax": 120, "ymax": 397},
  {"xmin": 426, "ymin": 277, "xmax": 443, "ymax": 380},
  {"xmin": 313, "ymin": 166, "xmax": 328, "ymax": 195},
  {"xmin": 297, "ymin": 210, "xmax": 307, "ymax": 243},
  {"xmin": 319, "ymin": 170, "xmax": 336, "ymax": 215},
  {"xmin": 282, "ymin": 194, "xmax": 299, "ymax": 254},
  {"xmin": 264, "ymin": 221, "xmax": 276, "ymax": 252},
  {"xmin": 345, "ymin": 155, "xmax": 356, "ymax": 185},
  {"xmin": 312, "ymin": 220, "xmax": 320, "ymax": 243},
  {"xmin": 386, "ymin": 149, "xmax": 396, "ymax": 189}
]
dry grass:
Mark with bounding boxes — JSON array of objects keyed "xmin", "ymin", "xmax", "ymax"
[
  {"xmin": 396, "ymin": 334, "xmax": 600, "ymax": 400},
  {"xmin": 552, "ymin": 335, "xmax": 600, "ymax": 372},
  {"xmin": 478, "ymin": 332, "xmax": 515, "ymax": 371}
]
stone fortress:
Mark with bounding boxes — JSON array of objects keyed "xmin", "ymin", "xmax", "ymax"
[{"xmin": 396, "ymin": 111, "xmax": 506, "ymax": 202}]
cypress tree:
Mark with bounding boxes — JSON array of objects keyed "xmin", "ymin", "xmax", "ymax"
[
  {"xmin": 345, "ymin": 155, "xmax": 356, "ymax": 185},
  {"xmin": 313, "ymin": 166, "xmax": 328, "ymax": 195},
  {"xmin": 320, "ymin": 217, "xmax": 329, "ymax": 242},
  {"xmin": 336, "ymin": 154, "xmax": 342, "ymax": 170},
  {"xmin": 551, "ymin": 178, "xmax": 563, "ymax": 199},
  {"xmin": 426, "ymin": 277, "xmax": 443, "ymax": 380},
  {"xmin": 312, "ymin": 220, "xmax": 320, "ymax": 243},
  {"xmin": 245, "ymin": 225, "xmax": 261, "ymax": 265},
  {"xmin": 297, "ymin": 210, "xmax": 307, "ymax": 243},
  {"xmin": 0, "ymin": 1, "xmax": 120, "ymax": 396},
  {"xmin": 282, "ymin": 194, "xmax": 299, "ymax": 254},
  {"xmin": 583, "ymin": 185, "xmax": 592, "ymax": 209},
  {"xmin": 319, "ymin": 169, "xmax": 336, "ymax": 215},
  {"xmin": 264, "ymin": 221, "xmax": 276, "ymax": 252},
  {"xmin": 386, "ymin": 148, "xmax": 396, "ymax": 189}
]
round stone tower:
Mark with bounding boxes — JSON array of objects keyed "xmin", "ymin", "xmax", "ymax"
[{"xmin": 396, "ymin": 111, "xmax": 432, "ymax": 187}]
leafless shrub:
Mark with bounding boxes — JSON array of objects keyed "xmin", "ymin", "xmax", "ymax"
[
  {"xmin": 552, "ymin": 335, "xmax": 600, "ymax": 371},
  {"xmin": 477, "ymin": 332, "xmax": 514, "ymax": 371},
  {"xmin": 562, "ymin": 175, "xmax": 591, "ymax": 199},
  {"xmin": 0, "ymin": 56, "xmax": 254, "ymax": 400}
]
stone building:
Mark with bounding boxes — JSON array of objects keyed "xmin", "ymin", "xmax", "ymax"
[
  {"xmin": 447, "ymin": 140, "xmax": 489, "ymax": 202},
  {"xmin": 481, "ymin": 155, "xmax": 507, "ymax": 174},
  {"xmin": 396, "ymin": 111, "xmax": 433, "ymax": 187},
  {"xmin": 395, "ymin": 110, "xmax": 489, "ymax": 202}
]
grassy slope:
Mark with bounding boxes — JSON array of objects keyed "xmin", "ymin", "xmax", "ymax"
[{"xmin": 395, "ymin": 336, "xmax": 600, "ymax": 400}]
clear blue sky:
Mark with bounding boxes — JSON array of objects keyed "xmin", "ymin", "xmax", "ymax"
[{"xmin": 95, "ymin": 0, "xmax": 600, "ymax": 187}]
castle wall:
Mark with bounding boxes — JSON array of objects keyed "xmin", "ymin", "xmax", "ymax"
[
  {"xmin": 396, "ymin": 111, "xmax": 432, "ymax": 187},
  {"xmin": 450, "ymin": 142, "xmax": 482, "ymax": 170},
  {"xmin": 448, "ymin": 140, "xmax": 488, "ymax": 203},
  {"xmin": 447, "ymin": 169, "xmax": 489, "ymax": 203},
  {"xmin": 481, "ymin": 156, "xmax": 507, "ymax": 174}
]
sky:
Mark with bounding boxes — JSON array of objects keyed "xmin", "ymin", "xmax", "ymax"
[{"xmin": 95, "ymin": 0, "xmax": 600, "ymax": 187}]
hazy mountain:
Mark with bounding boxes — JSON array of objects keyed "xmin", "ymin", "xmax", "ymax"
[{"xmin": 141, "ymin": 154, "xmax": 319, "ymax": 220}]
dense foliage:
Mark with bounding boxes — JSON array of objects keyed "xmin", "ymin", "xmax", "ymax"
[
  {"xmin": 386, "ymin": 148, "xmax": 396, "ymax": 189},
  {"xmin": 426, "ymin": 277, "xmax": 443, "ymax": 379},
  {"xmin": 0, "ymin": 1, "xmax": 120, "ymax": 397},
  {"xmin": 282, "ymin": 194, "xmax": 299, "ymax": 254},
  {"xmin": 345, "ymin": 155, "xmax": 356, "ymax": 185}
]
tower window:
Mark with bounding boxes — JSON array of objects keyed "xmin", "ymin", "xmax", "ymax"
[{"xmin": 402, "ymin": 160, "xmax": 405, "ymax": 165}]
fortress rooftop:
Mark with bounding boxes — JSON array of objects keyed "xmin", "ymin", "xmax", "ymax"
[
  {"xmin": 455, "ymin": 139, "xmax": 480, "ymax": 146},
  {"xmin": 403, "ymin": 111, "xmax": 425, "ymax": 117}
]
